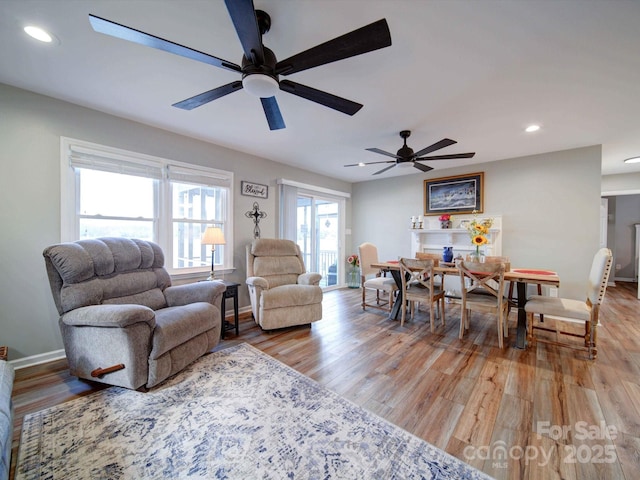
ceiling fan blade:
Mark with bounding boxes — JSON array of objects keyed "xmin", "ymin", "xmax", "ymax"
[
  {"xmin": 89, "ymin": 14, "xmax": 241, "ymax": 73},
  {"xmin": 223, "ymin": 0, "xmax": 264, "ymax": 65},
  {"xmin": 172, "ymin": 82, "xmax": 243, "ymax": 110},
  {"xmin": 261, "ymin": 97, "xmax": 285, "ymax": 130},
  {"xmin": 413, "ymin": 162, "xmax": 434, "ymax": 173},
  {"xmin": 415, "ymin": 152, "xmax": 476, "ymax": 161},
  {"xmin": 344, "ymin": 160, "xmax": 395, "ymax": 167},
  {"xmin": 279, "ymin": 80, "xmax": 363, "ymax": 115},
  {"xmin": 413, "ymin": 138, "xmax": 457, "ymax": 158},
  {"xmin": 365, "ymin": 147, "xmax": 401, "ymax": 160},
  {"xmin": 275, "ymin": 19, "xmax": 391, "ymax": 76},
  {"xmin": 373, "ymin": 164, "xmax": 397, "ymax": 175}
]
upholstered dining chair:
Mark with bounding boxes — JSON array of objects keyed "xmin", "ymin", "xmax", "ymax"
[
  {"xmin": 525, "ymin": 248, "xmax": 613, "ymax": 359},
  {"xmin": 358, "ymin": 242, "xmax": 397, "ymax": 311},
  {"xmin": 458, "ymin": 260, "xmax": 509, "ymax": 349},
  {"xmin": 399, "ymin": 258, "xmax": 446, "ymax": 330}
]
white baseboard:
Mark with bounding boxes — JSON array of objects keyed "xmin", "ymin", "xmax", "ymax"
[
  {"xmin": 613, "ymin": 276, "xmax": 636, "ymax": 282},
  {"xmin": 9, "ymin": 349, "xmax": 66, "ymax": 370}
]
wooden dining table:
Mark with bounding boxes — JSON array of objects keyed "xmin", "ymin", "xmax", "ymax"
[{"xmin": 371, "ymin": 261, "xmax": 560, "ymax": 349}]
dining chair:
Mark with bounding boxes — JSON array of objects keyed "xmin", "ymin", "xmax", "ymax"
[
  {"xmin": 458, "ymin": 260, "xmax": 509, "ymax": 349},
  {"xmin": 415, "ymin": 252, "xmax": 443, "ymax": 288},
  {"xmin": 483, "ymin": 256, "xmax": 510, "ymax": 272},
  {"xmin": 525, "ymin": 248, "xmax": 613, "ymax": 359},
  {"xmin": 415, "ymin": 252, "xmax": 441, "ymax": 265},
  {"xmin": 484, "ymin": 255, "xmax": 520, "ymax": 319},
  {"xmin": 413, "ymin": 252, "xmax": 446, "ymax": 314},
  {"xmin": 484, "ymin": 255, "xmax": 547, "ymax": 321},
  {"xmin": 358, "ymin": 242, "xmax": 397, "ymax": 311},
  {"xmin": 399, "ymin": 258, "xmax": 445, "ymax": 330}
]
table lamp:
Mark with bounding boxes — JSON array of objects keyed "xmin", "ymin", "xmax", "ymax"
[{"xmin": 201, "ymin": 226, "xmax": 226, "ymax": 280}]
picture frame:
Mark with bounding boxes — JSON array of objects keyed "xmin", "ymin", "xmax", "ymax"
[
  {"xmin": 241, "ymin": 181, "xmax": 268, "ymax": 199},
  {"xmin": 424, "ymin": 172, "xmax": 484, "ymax": 215}
]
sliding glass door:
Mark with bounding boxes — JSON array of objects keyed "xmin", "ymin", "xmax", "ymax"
[
  {"xmin": 279, "ymin": 181, "xmax": 346, "ymax": 290},
  {"xmin": 296, "ymin": 196, "xmax": 339, "ymax": 288}
]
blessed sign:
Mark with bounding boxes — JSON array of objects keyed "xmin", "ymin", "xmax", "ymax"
[{"xmin": 241, "ymin": 181, "xmax": 268, "ymax": 199}]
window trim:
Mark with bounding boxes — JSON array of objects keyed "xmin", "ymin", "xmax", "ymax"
[{"xmin": 60, "ymin": 137, "xmax": 234, "ymax": 278}]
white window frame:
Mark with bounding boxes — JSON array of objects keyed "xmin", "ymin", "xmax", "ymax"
[{"xmin": 60, "ymin": 137, "xmax": 234, "ymax": 278}]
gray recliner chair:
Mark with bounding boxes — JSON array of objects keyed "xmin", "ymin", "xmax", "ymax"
[
  {"xmin": 43, "ymin": 237, "xmax": 225, "ymax": 390},
  {"xmin": 246, "ymin": 238, "xmax": 323, "ymax": 330}
]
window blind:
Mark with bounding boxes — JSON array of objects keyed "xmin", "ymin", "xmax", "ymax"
[
  {"xmin": 167, "ymin": 165, "xmax": 232, "ymax": 188},
  {"xmin": 68, "ymin": 145, "xmax": 163, "ymax": 179}
]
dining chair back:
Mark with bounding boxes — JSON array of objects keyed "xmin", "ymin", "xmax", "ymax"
[
  {"xmin": 458, "ymin": 260, "xmax": 509, "ymax": 348},
  {"xmin": 484, "ymin": 255, "xmax": 526, "ymax": 317},
  {"xmin": 415, "ymin": 252, "xmax": 443, "ymax": 288},
  {"xmin": 399, "ymin": 258, "xmax": 445, "ymax": 330},
  {"xmin": 358, "ymin": 242, "xmax": 397, "ymax": 311},
  {"xmin": 484, "ymin": 256, "xmax": 511, "ymax": 272},
  {"xmin": 415, "ymin": 252, "xmax": 440, "ymax": 266},
  {"xmin": 525, "ymin": 248, "xmax": 613, "ymax": 359}
]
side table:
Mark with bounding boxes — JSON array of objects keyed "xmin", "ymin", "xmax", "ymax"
[{"xmin": 218, "ymin": 280, "xmax": 240, "ymax": 339}]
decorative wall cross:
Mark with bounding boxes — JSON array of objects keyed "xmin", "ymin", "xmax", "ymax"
[{"xmin": 245, "ymin": 201, "xmax": 267, "ymax": 238}]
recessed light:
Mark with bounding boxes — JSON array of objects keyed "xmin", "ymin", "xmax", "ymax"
[
  {"xmin": 24, "ymin": 25, "xmax": 54, "ymax": 43},
  {"xmin": 525, "ymin": 124, "xmax": 540, "ymax": 133},
  {"xmin": 358, "ymin": 162, "xmax": 365, "ymax": 167},
  {"xmin": 624, "ymin": 156, "xmax": 640, "ymax": 164}
]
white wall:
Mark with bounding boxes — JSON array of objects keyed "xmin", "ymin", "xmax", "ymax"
[
  {"xmin": 352, "ymin": 146, "xmax": 602, "ymax": 300},
  {"xmin": 0, "ymin": 83, "xmax": 351, "ymax": 361}
]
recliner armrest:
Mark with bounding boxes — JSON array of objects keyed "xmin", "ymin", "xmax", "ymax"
[
  {"xmin": 246, "ymin": 276, "xmax": 269, "ymax": 289},
  {"xmin": 61, "ymin": 304, "xmax": 156, "ymax": 328},
  {"xmin": 164, "ymin": 281, "xmax": 226, "ymax": 307},
  {"xmin": 298, "ymin": 272, "xmax": 322, "ymax": 286}
]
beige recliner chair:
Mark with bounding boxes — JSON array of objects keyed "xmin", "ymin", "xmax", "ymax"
[
  {"xmin": 246, "ymin": 239, "xmax": 323, "ymax": 330},
  {"xmin": 43, "ymin": 237, "xmax": 225, "ymax": 390}
]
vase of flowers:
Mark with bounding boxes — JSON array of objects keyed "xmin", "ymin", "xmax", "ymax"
[
  {"xmin": 438, "ymin": 213, "xmax": 452, "ymax": 229},
  {"xmin": 347, "ymin": 254, "xmax": 360, "ymax": 288},
  {"xmin": 465, "ymin": 213, "xmax": 493, "ymax": 262}
]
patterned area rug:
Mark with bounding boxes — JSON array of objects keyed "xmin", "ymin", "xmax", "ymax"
[{"xmin": 17, "ymin": 343, "xmax": 492, "ymax": 479}]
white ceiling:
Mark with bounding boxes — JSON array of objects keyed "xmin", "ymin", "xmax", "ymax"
[{"xmin": 2, "ymin": 0, "xmax": 640, "ymax": 183}]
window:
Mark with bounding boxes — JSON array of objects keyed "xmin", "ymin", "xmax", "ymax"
[{"xmin": 61, "ymin": 138, "xmax": 233, "ymax": 276}]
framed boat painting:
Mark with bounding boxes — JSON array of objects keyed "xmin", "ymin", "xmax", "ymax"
[{"xmin": 424, "ymin": 172, "xmax": 483, "ymax": 215}]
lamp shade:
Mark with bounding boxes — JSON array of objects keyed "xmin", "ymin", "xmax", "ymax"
[{"xmin": 201, "ymin": 226, "xmax": 226, "ymax": 245}]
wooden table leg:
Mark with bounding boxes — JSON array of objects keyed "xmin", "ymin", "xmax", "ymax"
[{"xmin": 515, "ymin": 281, "xmax": 527, "ymax": 349}]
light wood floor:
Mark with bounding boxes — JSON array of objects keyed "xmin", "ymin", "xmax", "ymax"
[{"xmin": 10, "ymin": 282, "xmax": 640, "ymax": 479}]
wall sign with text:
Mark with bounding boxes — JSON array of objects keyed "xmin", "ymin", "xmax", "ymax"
[{"xmin": 241, "ymin": 181, "xmax": 268, "ymax": 199}]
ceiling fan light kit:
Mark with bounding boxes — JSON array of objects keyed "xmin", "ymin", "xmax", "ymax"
[
  {"xmin": 242, "ymin": 74, "xmax": 279, "ymax": 98},
  {"xmin": 88, "ymin": 0, "xmax": 392, "ymax": 130}
]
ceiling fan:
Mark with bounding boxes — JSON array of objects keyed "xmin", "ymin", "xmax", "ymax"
[
  {"xmin": 345, "ymin": 130, "xmax": 476, "ymax": 175},
  {"xmin": 88, "ymin": 0, "xmax": 392, "ymax": 130}
]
